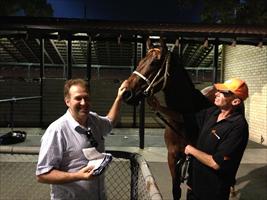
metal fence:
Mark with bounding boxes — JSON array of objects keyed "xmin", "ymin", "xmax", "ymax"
[{"xmin": 0, "ymin": 146, "xmax": 162, "ymax": 200}]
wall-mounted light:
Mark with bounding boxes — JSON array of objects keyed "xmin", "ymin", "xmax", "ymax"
[
  {"xmin": 117, "ymin": 34, "xmax": 122, "ymax": 45},
  {"xmin": 149, "ymin": 36, "xmax": 160, "ymax": 39},
  {"xmin": 171, "ymin": 38, "xmax": 180, "ymax": 52},
  {"xmin": 231, "ymin": 38, "xmax": 236, "ymax": 47},
  {"xmin": 257, "ymin": 41, "xmax": 263, "ymax": 48},
  {"xmin": 175, "ymin": 38, "xmax": 180, "ymax": 47},
  {"xmin": 203, "ymin": 38, "xmax": 209, "ymax": 48}
]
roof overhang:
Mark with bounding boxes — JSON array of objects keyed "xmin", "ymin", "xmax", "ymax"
[{"xmin": 0, "ymin": 16, "xmax": 266, "ymax": 45}]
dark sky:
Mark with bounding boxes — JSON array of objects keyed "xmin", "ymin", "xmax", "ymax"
[{"xmin": 47, "ymin": 0, "xmax": 202, "ymax": 23}]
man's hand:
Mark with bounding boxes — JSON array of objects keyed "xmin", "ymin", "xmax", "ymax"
[
  {"xmin": 77, "ymin": 165, "xmax": 95, "ymax": 180},
  {"xmin": 107, "ymin": 80, "xmax": 129, "ymax": 125},
  {"xmin": 184, "ymin": 145, "xmax": 220, "ymax": 170},
  {"xmin": 117, "ymin": 80, "xmax": 129, "ymax": 100},
  {"xmin": 184, "ymin": 145, "xmax": 193, "ymax": 155}
]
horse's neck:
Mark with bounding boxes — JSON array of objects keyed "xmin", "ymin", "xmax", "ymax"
[
  {"xmin": 163, "ymin": 57, "xmax": 193, "ymax": 112},
  {"xmin": 163, "ymin": 53, "xmax": 211, "ymax": 113}
]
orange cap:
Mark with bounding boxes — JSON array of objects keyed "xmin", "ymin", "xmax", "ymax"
[{"xmin": 214, "ymin": 78, "xmax": 249, "ymax": 100}]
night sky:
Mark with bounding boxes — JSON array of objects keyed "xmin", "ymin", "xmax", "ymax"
[{"xmin": 47, "ymin": 0, "xmax": 202, "ymax": 23}]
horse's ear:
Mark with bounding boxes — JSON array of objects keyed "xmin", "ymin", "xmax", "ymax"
[
  {"xmin": 146, "ymin": 38, "xmax": 154, "ymax": 50},
  {"xmin": 201, "ymin": 86, "xmax": 216, "ymax": 104},
  {"xmin": 159, "ymin": 38, "xmax": 168, "ymax": 55}
]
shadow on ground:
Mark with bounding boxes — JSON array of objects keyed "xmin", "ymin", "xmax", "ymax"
[{"xmin": 232, "ymin": 164, "xmax": 267, "ymax": 200}]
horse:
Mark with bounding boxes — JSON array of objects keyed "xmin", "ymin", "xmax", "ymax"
[{"xmin": 122, "ymin": 38, "xmax": 215, "ymax": 199}]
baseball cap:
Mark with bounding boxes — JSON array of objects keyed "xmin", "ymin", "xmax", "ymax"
[{"xmin": 214, "ymin": 78, "xmax": 249, "ymax": 100}]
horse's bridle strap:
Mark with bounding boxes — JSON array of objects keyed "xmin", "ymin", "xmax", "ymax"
[
  {"xmin": 133, "ymin": 71, "xmax": 151, "ymax": 85},
  {"xmin": 132, "ymin": 51, "xmax": 170, "ymax": 96}
]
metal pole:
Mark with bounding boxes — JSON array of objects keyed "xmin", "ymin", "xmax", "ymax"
[
  {"xmin": 132, "ymin": 35, "xmax": 138, "ymax": 128},
  {"xmin": 9, "ymin": 102, "xmax": 14, "ymax": 131},
  {"xmin": 67, "ymin": 37, "xmax": 72, "ymax": 79},
  {"xmin": 212, "ymin": 38, "xmax": 219, "ymax": 83},
  {"xmin": 139, "ymin": 38, "xmax": 146, "ymax": 149},
  {"xmin": 139, "ymin": 99, "xmax": 145, "ymax": 149},
  {"xmin": 39, "ymin": 38, "xmax": 44, "ymax": 127},
  {"xmin": 86, "ymin": 35, "xmax": 92, "ymax": 88}
]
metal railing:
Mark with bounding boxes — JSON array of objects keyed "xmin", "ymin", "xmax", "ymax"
[{"xmin": 0, "ymin": 146, "xmax": 162, "ymax": 200}]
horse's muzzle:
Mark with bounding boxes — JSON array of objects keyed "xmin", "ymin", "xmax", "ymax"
[
  {"xmin": 122, "ymin": 90, "xmax": 133, "ymax": 103},
  {"xmin": 122, "ymin": 89, "xmax": 143, "ymax": 105}
]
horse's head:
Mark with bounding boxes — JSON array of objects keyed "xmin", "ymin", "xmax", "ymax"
[{"xmin": 122, "ymin": 39, "xmax": 169, "ymax": 105}]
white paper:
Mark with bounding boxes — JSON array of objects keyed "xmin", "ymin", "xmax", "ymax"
[
  {"xmin": 82, "ymin": 147, "xmax": 105, "ymax": 160},
  {"xmin": 87, "ymin": 159, "xmax": 104, "ymax": 170},
  {"xmin": 82, "ymin": 147, "xmax": 109, "ymax": 170}
]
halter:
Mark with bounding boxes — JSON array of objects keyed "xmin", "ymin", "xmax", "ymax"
[{"xmin": 132, "ymin": 50, "xmax": 171, "ymax": 96}]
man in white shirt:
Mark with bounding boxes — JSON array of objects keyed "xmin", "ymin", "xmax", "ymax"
[{"xmin": 36, "ymin": 78, "xmax": 128, "ymax": 200}]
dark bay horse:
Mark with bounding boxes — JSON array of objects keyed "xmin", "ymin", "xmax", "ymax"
[{"xmin": 122, "ymin": 39, "xmax": 215, "ymax": 199}]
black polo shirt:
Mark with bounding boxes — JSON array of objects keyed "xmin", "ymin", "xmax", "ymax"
[{"xmin": 191, "ymin": 106, "xmax": 249, "ymax": 200}]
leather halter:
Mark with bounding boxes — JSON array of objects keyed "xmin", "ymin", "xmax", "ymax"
[{"xmin": 132, "ymin": 49, "xmax": 171, "ymax": 96}]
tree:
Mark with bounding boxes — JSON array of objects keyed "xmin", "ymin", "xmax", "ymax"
[
  {"xmin": 0, "ymin": 0, "xmax": 53, "ymax": 17},
  {"xmin": 201, "ymin": 0, "xmax": 267, "ymax": 25}
]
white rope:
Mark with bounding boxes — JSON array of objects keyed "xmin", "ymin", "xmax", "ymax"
[
  {"xmin": 132, "ymin": 51, "xmax": 171, "ymax": 96},
  {"xmin": 161, "ymin": 54, "xmax": 170, "ymax": 90},
  {"xmin": 144, "ymin": 53, "xmax": 170, "ymax": 94},
  {"xmin": 144, "ymin": 65, "xmax": 164, "ymax": 94}
]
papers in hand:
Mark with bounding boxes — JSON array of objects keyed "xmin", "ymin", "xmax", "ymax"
[{"xmin": 82, "ymin": 147, "xmax": 112, "ymax": 176}]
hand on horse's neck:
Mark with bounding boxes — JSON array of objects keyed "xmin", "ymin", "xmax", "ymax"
[{"xmin": 217, "ymin": 109, "xmax": 233, "ymax": 122}]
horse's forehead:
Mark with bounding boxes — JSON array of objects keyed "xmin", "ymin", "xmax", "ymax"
[
  {"xmin": 131, "ymin": 47, "xmax": 166, "ymax": 81},
  {"xmin": 148, "ymin": 48, "xmax": 162, "ymax": 59},
  {"xmin": 147, "ymin": 48, "xmax": 161, "ymax": 54},
  {"xmin": 138, "ymin": 49, "xmax": 161, "ymax": 68}
]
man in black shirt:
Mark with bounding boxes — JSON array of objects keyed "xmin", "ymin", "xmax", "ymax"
[{"xmin": 185, "ymin": 78, "xmax": 249, "ymax": 200}]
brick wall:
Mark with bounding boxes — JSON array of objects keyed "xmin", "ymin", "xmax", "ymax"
[{"xmin": 222, "ymin": 45, "xmax": 267, "ymax": 145}]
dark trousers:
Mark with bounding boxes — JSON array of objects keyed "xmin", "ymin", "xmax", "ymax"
[
  {"xmin": 186, "ymin": 188, "xmax": 230, "ymax": 200},
  {"xmin": 186, "ymin": 189, "xmax": 199, "ymax": 200}
]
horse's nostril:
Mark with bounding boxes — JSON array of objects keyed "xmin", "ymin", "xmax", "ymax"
[{"xmin": 122, "ymin": 90, "xmax": 133, "ymax": 102}]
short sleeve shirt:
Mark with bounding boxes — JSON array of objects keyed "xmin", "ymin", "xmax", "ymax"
[
  {"xmin": 36, "ymin": 110, "xmax": 112, "ymax": 200},
  {"xmin": 191, "ymin": 106, "xmax": 249, "ymax": 200}
]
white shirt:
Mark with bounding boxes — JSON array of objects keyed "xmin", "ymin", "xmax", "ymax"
[{"xmin": 36, "ymin": 110, "xmax": 112, "ymax": 200}]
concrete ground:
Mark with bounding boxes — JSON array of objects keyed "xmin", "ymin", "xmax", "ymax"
[{"xmin": 0, "ymin": 127, "xmax": 267, "ymax": 200}]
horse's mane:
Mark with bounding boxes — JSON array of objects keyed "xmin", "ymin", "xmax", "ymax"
[{"xmin": 163, "ymin": 51, "xmax": 211, "ymax": 113}]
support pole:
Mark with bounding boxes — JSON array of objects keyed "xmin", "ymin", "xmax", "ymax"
[
  {"xmin": 132, "ymin": 35, "xmax": 138, "ymax": 128},
  {"xmin": 86, "ymin": 35, "xmax": 92, "ymax": 82},
  {"xmin": 67, "ymin": 37, "xmax": 72, "ymax": 79},
  {"xmin": 212, "ymin": 38, "xmax": 219, "ymax": 83},
  {"xmin": 139, "ymin": 38, "xmax": 147, "ymax": 149},
  {"xmin": 39, "ymin": 38, "xmax": 44, "ymax": 127}
]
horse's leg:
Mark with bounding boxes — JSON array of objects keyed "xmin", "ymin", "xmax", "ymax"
[
  {"xmin": 166, "ymin": 146, "xmax": 182, "ymax": 200},
  {"xmin": 165, "ymin": 128, "xmax": 184, "ymax": 200}
]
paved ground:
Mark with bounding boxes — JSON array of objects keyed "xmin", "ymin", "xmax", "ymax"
[{"xmin": 0, "ymin": 128, "xmax": 267, "ymax": 200}]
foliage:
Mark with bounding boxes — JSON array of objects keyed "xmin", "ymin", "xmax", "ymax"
[
  {"xmin": 177, "ymin": 0, "xmax": 267, "ymax": 25},
  {"xmin": 201, "ymin": 0, "xmax": 267, "ymax": 25},
  {"xmin": 0, "ymin": 0, "xmax": 53, "ymax": 17}
]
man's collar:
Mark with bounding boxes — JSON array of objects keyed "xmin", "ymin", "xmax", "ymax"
[
  {"xmin": 212, "ymin": 107, "xmax": 242, "ymax": 122},
  {"xmin": 66, "ymin": 110, "xmax": 91, "ymax": 133},
  {"xmin": 66, "ymin": 110, "xmax": 81, "ymax": 130}
]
